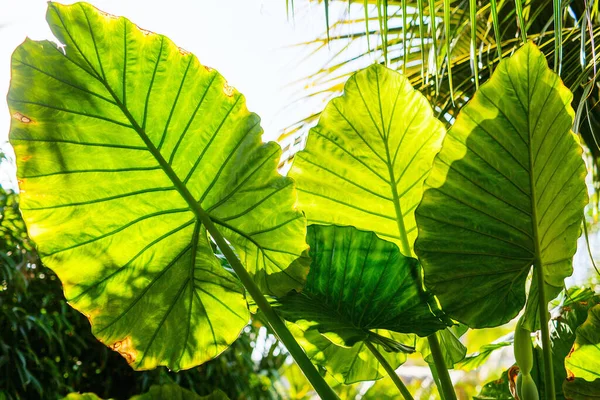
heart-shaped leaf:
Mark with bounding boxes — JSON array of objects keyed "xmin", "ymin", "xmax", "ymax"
[
  {"xmin": 272, "ymin": 225, "xmax": 449, "ymax": 384},
  {"xmin": 289, "ymin": 64, "xmax": 445, "ymax": 257},
  {"xmin": 8, "ymin": 2, "xmax": 307, "ymax": 370},
  {"xmin": 273, "ymin": 225, "xmax": 449, "ymax": 346},
  {"xmin": 415, "ymin": 42, "xmax": 588, "ymax": 328}
]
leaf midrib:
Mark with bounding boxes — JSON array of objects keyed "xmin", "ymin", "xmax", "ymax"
[{"xmin": 52, "ymin": 4, "xmax": 272, "ymax": 264}]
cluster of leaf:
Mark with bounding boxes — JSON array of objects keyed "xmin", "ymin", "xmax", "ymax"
[
  {"xmin": 4, "ymin": 2, "xmax": 599, "ymax": 400},
  {"xmin": 0, "ymin": 186, "xmax": 289, "ymax": 400},
  {"xmin": 474, "ymin": 287, "xmax": 600, "ymax": 400}
]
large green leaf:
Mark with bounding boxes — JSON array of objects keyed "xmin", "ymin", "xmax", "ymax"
[
  {"xmin": 565, "ymin": 304, "xmax": 600, "ymax": 382},
  {"xmin": 8, "ymin": 2, "xmax": 308, "ymax": 370},
  {"xmin": 273, "ymin": 225, "xmax": 448, "ymax": 384},
  {"xmin": 273, "ymin": 225, "xmax": 449, "ymax": 348},
  {"xmin": 289, "ymin": 63, "xmax": 445, "ymax": 256},
  {"xmin": 415, "ymin": 42, "xmax": 588, "ymax": 328}
]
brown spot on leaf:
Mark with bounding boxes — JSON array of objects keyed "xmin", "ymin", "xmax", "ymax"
[
  {"xmin": 110, "ymin": 337, "xmax": 137, "ymax": 365},
  {"xmin": 98, "ymin": 10, "xmax": 118, "ymax": 19},
  {"xmin": 13, "ymin": 112, "xmax": 31, "ymax": 123},
  {"xmin": 136, "ymin": 25, "xmax": 153, "ymax": 36},
  {"xmin": 21, "ymin": 155, "xmax": 33, "ymax": 162},
  {"xmin": 179, "ymin": 47, "xmax": 190, "ymax": 55},
  {"xmin": 223, "ymin": 82, "xmax": 235, "ymax": 97}
]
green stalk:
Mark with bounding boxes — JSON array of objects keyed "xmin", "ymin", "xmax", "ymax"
[
  {"xmin": 514, "ymin": 0, "xmax": 527, "ymax": 43},
  {"xmin": 469, "ymin": 0, "xmax": 480, "ymax": 89},
  {"xmin": 113, "ymin": 93, "xmax": 339, "ymax": 400},
  {"xmin": 403, "ymin": 0, "xmax": 408, "ymax": 74},
  {"xmin": 365, "ymin": 341, "xmax": 415, "ymax": 400},
  {"xmin": 428, "ymin": 363, "xmax": 446, "ymax": 400},
  {"xmin": 199, "ymin": 209, "xmax": 339, "ymax": 400},
  {"xmin": 535, "ymin": 263, "xmax": 556, "ymax": 400},
  {"xmin": 427, "ymin": 333, "xmax": 457, "ymax": 400},
  {"xmin": 416, "ymin": 0, "xmax": 427, "ymax": 80},
  {"xmin": 490, "ymin": 0, "xmax": 503, "ymax": 60},
  {"xmin": 428, "ymin": 0, "xmax": 439, "ymax": 95},
  {"xmin": 443, "ymin": 0, "xmax": 454, "ymax": 103},
  {"xmin": 554, "ymin": 0, "xmax": 562, "ymax": 73},
  {"xmin": 383, "ymin": 136, "xmax": 457, "ymax": 400}
]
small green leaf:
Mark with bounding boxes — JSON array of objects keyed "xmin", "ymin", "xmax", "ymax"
[
  {"xmin": 288, "ymin": 321, "xmax": 413, "ymax": 384},
  {"xmin": 565, "ymin": 304, "xmax": 600, "ymax": 382},
  {"xmin": 8, "ymin": 2, "xmax": 308, "ymax": 371},
  {"xmin": 416, "ymin": 326, "xmax": 467, "ymax": 369},
  {"xmin": 273, "ymin": 225, "xmax": 449, "ymax": 348},
  {"xmin": 457, "ymin": 340, "xmax": 512, "ymax": 371},
  {"xmin": 415, "ymin": 42, "xmax": 588, "ymax": 329}
]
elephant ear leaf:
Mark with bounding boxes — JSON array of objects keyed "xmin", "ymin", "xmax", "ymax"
[
  {"xmin": 273, "ymin": 225, "xmax": 449, "ymax": 347},
  {"xmin": 565, "ymin": 304, "xmax": 600, "ymax": 383},
  {"xmin": 415, "ymin": 42, "xmax": 587, "ymax": 328},
  {"xmin": 8, "ymin": 2, "xmax": 308, "ymax": 371},
  {"xmin": 289, "ymin": 63, "xmax": 445, "ymax": 257}
]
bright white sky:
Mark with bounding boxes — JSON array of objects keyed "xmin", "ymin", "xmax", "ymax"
[{"xmin": 0, "ymin": 0, "xmax": 348, "ymax": 187}]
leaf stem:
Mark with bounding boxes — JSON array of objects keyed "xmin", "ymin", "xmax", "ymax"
[
  {"xmin": 535, "ymin": 262, "xmax": 556, "ymax": 400},
  {"xmin": 382, "ymin": 134, "xmax": 457, "ymax": 400},
  {"xmin": 365, "ymin": 341, "xmax": 414, "ymax": 400},
  {"xmin": 198, "ymin": 208, "xmax": 339, "ymax": 400},
  {"xmin": 109, "ymin": 89, "xmax": 338, "ymax": 400},
  {"xmin": 428, "ymin": 363, "xmax": 446, "ymax": 400},
  {"xmin": 427, "ymin": 333, "xmax": 457, "ymax": 400}
]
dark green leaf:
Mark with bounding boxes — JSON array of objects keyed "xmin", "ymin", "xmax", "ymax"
[
  {"xmin": 563, "ymin": 378, "xmax": 600, "ymax": 400},
  {"xmin": 273, "ymin": 225, "xmax": 449, "ymax": 348}
]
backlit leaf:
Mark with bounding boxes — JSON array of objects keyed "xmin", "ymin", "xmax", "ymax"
[
  {"xmin": 289, "ymin": 64, "xmax": 445, "ymax": 257},
  {"xmin": 415, "ymin": 42, "xmax": 587, "ymax": 328},
  {"xmin": 8, "ymin": 2, "xmax": 307, "ymax": 371}
]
